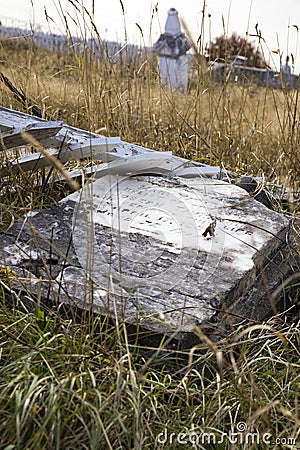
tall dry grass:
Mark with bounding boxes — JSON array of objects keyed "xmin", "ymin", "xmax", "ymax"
[{"xmin": 0, "ymin": 3, "xmax": 299, "ymax": 449}]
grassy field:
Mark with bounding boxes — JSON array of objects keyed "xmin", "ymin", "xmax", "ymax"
[{"xmin": 0, "ymin": 8, "xmax": 300, "ymax": 449}]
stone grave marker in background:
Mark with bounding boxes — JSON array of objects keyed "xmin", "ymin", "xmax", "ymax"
[{"xmin": 153, "ymin": 8, "xmax": 191, "ymax": 91}]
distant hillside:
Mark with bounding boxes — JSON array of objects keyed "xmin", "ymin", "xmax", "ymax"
[{"xmin": 0, "ymin": 22, "xmax": 150, "ymax": 63}]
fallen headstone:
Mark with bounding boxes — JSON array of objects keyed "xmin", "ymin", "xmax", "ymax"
[{"xmin": 1, "ymin": 169, "xmax": 297, "ymax": 348}]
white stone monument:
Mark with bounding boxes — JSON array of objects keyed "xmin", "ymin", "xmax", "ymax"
[{"xmin": 153, "ymin": 8, "xmax": 191, "ymax": 91}]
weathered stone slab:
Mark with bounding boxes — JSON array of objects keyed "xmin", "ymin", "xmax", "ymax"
[
  {"xmin": 0, "ymin": 173, "xmax": 296, "ymax": 347},
  {"xmin": 0, "ymin": 106, "xmax": 219, "ymax": 179},
  {"xmin": 0, "ymin": 106, "xmax": 120, "ymax": 177},
  {"xmin": 0, "ymin": 121, "xmax": 63, "ymax": 150}
]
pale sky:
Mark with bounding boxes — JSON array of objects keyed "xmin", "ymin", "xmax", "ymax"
[{"xmin": 0, "ymin": 0, "xmax": 299, "ymax": 73}]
